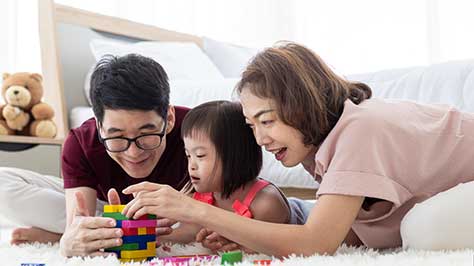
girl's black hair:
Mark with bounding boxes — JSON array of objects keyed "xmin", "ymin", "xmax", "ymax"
[{"xmin": 181, "ymin": 101, "xmax": 262, "ymax": 199}]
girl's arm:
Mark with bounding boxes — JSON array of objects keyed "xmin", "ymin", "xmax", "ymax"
[{"xmin": 122, "ymin": 182, "xmax": 364, "ymax": 257}]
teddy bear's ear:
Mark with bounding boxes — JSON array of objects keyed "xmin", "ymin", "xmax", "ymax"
[
  {"xmin": 30, "ymin": 73, "xmax": 43, "ymax": 82},
  {"xmin": 2, "ymin": 73, "xmax": 10, "ymax": 81}
]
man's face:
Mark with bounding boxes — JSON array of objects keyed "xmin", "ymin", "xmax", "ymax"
[{"xmin": 98, "ymin": 107, "xmax": 175, "ymax": 178}]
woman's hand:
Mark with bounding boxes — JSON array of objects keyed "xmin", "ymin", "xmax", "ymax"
[
  {"xmin": 59, "ymin": 191, "xmax": 122, "ymax": 257},
  {"xmin": 121, "ymin": 182, "xmax": 204, "ymax": 223}
]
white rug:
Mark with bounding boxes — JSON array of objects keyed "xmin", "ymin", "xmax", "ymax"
[{"xmin": 0, "ymin": 241, "xmax": 472, "ymax": 266}]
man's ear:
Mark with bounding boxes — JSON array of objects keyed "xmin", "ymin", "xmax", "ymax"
[{"xmin": 166, "ymin": 105, "xmax": 176, "ymax": 134}]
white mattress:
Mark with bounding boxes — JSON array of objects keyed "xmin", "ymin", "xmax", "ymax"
[{"xmin": 69, "ymin": 78, "xmax": 318, "ymax": 189}]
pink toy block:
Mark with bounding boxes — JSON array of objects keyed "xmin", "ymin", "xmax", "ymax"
[{"xmin": 122, "ymin": 219, "xmax": 156, "ymax": 228}]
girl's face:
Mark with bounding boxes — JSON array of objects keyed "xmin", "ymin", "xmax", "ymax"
[
  {"xmin": 240, "ymin": 88, "xmax": 317, "ymax": 167},
  {"xmin": 184, "ymin": 132, "xmax": 223, "ymax": 193}
]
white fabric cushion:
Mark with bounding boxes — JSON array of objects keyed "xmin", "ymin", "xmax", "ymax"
[
  {"xmin": 202, "ymin": 37, "xmax": 260, "ymax": 78},
  {"xmin": 169, "ymin": 78, "xmax": 238, "ymax": 107},
  {"xmin": 346, "ymin": 59, "xmax": 474, "ymax": 112},
  {"xmin": 401, "ymin": 181, "xmax": 474, "ymax": 250},
  {"xmin": 69, "ymin": 106, "xmax": 94, "ymax": 129},
  {"xmin": 89, "ymin": 39, "xmax": 224, "ymax": 81}
]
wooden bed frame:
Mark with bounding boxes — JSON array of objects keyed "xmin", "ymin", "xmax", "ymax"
[{"xmin": 37, "ymin": 0, "xmax": 317, "ymax": 199}]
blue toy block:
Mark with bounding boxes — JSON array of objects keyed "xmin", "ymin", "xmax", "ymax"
[{"xmin": 122, "ymin": 234, "xmax": 156, "ymax": 244}]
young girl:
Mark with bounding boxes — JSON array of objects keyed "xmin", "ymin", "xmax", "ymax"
[
  {"xmin": 122, "ymin": 42, "xmax": 474, "ymax": 256},
  {"xmin": 157, "ymin": 100, "xmax": 307, "ymax": 250}
]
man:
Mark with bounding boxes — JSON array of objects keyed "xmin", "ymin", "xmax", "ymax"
[{"xmin": 0, "ymin": 54, "xmax": 189, "ymax": 257}]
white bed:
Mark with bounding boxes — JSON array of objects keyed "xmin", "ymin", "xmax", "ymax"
[{"xmin": 44, "ymin": 1, "xmax": 319, "ymax": 199}]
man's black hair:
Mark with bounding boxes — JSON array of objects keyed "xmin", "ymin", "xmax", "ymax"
[{"xmin": 90, "ymin": 54, "xmax": 169, "ymax": 123}]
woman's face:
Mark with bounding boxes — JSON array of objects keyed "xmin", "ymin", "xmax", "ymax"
[{"xmin": 240, "ymin": 87, "xmax": 316, "ymax": 167}]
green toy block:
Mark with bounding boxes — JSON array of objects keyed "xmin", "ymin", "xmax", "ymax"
[
  {"xmin": 105, "ymin": 242, "xmax": 139, "ymax": 251},
  {"xmin": 102, "ymin": 212, "xmax": 129, "ymax": 220},
  {"xmin": 221, "ymin": 250, "xmax": 243, "ymax": 265}
]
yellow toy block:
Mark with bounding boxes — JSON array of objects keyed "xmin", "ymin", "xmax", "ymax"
[
  {"xmin": 119, "ymin": 257, "xmax": 149, "ymax": 263},
  {"xmin": 104, "ymin": 204, "xmax": 126, "ymax": 213},
  {"xmin": 138, "ymin": 227, "xmax": 146, "ymax": 235},
  {"xmin": 147, "ymin": 241, "xmax": 156, "ymax": 250},
  {"xmin": 120, "ymin": 248, "xmax": 156, "ymax": 259}
]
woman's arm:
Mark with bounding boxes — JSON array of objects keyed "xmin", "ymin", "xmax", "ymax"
[
  {"xmin": 122, "ymin": 182, "xmax": 363, "ymax": 257},
  {"xmin": 199, "ymin": 194, "xmax": 364, "ymax": 257}
]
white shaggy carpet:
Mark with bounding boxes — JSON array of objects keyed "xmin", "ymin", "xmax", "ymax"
[{"xmin": 0, "ymin": 240, "xmax": 472, "ymax": 266}]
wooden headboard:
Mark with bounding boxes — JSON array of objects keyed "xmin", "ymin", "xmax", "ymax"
[
  {"xmin": 38, "ymin": 0, "xmax": 204, "ymax": 137},
  {"xmin": 37, "ymin": 0, "xmax": 318, "ymax": 199}
]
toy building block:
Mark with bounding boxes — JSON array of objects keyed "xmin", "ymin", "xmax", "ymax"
[
  {"xmin": 136, "ymin": 214, "xmax": 157, "ymax": 219},
  {"xmin": 122, "ymin": 219, "xmax": 156, "ymax": 228},
  {"xmin": 119, "ymin": 256, "xmax": 154, "ymax": 263},
  {"xmin": 105, "ymin": 242, "xmax": 140, "ymax": 251},
  {"xmin": 122, "ymin": 234, "xmax": 156, "ymax": 244},
  {"xmin": 107, "ymin": 241, "xmax": 155, "ymax": 256},
  {"xmin": 104, "ymin": 204, "xmax": 126, "ymax": 213},
  {"xmin": 120, "ymin": 248, "xmax": 156, "ymax": 259},
  {"xmin": 102, "ymin": 204, "xmax": 158, "ymax": 261},
  {"xmin": 160, "ymin": 254, "xmax": 218, "ymax": 264},
  {"xmin": 102, "ymin": 212, "xmax": 129, "ymax": 220},
  {"xmin": 254, "ymin": 259, "xmax": 272, "ymax": 265},
  {"xmin": 138, "ymin": 227, "xmax": 147, "ymax": 235},
  {"xmin": 121, "ymin": 227, "xmax": 154, "ymax": 236},
  {"xmin": 221, "ymin": 250, "xmax": 243, "ymax": 265},
  {"xmin": 118, "ymin": 241, "xmax": 155, "ymax": 259}
]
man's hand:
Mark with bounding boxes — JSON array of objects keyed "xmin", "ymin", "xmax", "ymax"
[{"xmin": 59, "ymin": 190, "xmax": 122, "ymax": 257}]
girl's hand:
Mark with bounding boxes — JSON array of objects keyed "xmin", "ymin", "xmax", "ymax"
[
  {"xmin": 155, "ymin": 218, "xmax": 177, "ymax": 237},
  {"xmin": 196, "ymin": 228, "xmax": 239, "ymax": 252},
  {"xmin": 121, "ymin": 181, "xmax": 202, "ymax": 223}
]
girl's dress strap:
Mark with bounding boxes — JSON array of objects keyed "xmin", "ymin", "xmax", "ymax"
[
  {"xmin": 193, "ymin": 192, "xmax": 214, "ymax": 205},
  {"xmin": 232, "ymin": 179, "xmax": 270, "ymax": 218}
]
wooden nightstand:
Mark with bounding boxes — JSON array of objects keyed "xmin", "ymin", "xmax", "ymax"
[{"xmin": 0, "ymin": 136, "xmax": 63, "ymax": 176}]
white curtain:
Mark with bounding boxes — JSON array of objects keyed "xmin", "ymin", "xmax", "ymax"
[
  {"xmin": 2, "ymin": 0, "xmax": 474, "ymax": 76},
  {"xmin": 0, "ymin": 0, "xmax": 41, "ymax": 75}
]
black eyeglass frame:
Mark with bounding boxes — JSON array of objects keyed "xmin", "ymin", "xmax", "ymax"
[{"xmin": 98, "ymin": 120, "xmax": 168, "ymax": 153}]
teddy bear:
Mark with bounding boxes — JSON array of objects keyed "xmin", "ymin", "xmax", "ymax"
[{"xmin": 0, "ymin": 72, "xmax": 57, "ymax": 138}]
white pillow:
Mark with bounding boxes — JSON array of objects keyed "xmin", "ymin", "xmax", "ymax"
[
  {"xmin": 202, "ymin": 37, "xmax": 261, "ymax": 78},
  {"xmin": 89, "ymin": 38, "xmax": 224, "ymax": 81},
  {"xmin": 260, "ymin": 150, "xmax": 319, "ymax": 189},
  {"xmin": 169, "ymin": 78, "xmax": 239, "ymax": 108}
]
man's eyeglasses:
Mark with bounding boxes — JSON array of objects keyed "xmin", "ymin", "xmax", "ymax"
[{"xmin": 98, "ymin": 122, "xmax": 167, "ymax": 153}]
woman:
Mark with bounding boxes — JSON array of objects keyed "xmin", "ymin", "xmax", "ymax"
[{"xmin": 121, "ymin": 42, "xmax": 474, "ymax": 256}]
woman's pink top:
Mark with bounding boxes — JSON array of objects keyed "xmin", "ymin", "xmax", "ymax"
[{"xmin": 314, "ymin": 98, "xmax": 474, "ymax": 248}]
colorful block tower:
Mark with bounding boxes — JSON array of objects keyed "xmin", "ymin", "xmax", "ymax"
[{"xmin": 102, "ymin": 204, "xmax": 157, "ymax": 262}]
